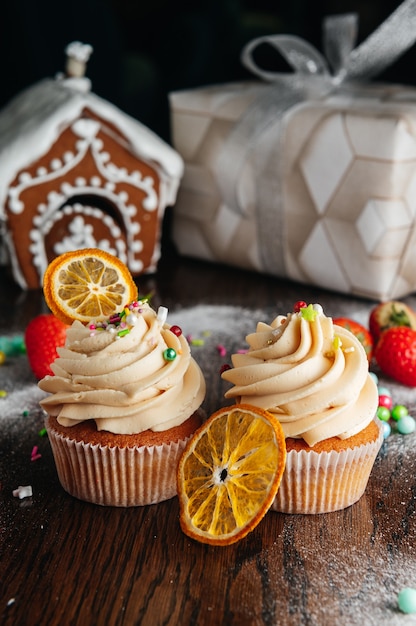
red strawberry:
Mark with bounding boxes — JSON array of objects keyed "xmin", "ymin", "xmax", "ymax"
[
  {"xmin": 369, "ymin": 301, "xmax": 416, "ymax": 344},
  {"xmin": 374, "ymin": 326, "xmax": 416, "ymax": 387},
  {"xmin": 25, "ymin": 314, "xmax": 68, "ymax": 379},
  {"xmin": 333, "ymin": 317, "xmax": 373, "ymax": 362}
]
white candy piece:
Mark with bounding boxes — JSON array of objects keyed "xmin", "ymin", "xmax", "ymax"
[
  {"xmin": 156, "ymin": 306, "xmax": 168, "ymax": 326},
  {"xmin": 12, "ymin": 485, "xmax": 33, "ymax": 499}
]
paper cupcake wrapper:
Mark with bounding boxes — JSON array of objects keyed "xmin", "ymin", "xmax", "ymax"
[
  {"xmin": 271, "ymin": 421, "xmax": 383, "ymax": 514},
  {"xmin": 46, "ymin": 420, "xmax": 191, "ymax": 507}
]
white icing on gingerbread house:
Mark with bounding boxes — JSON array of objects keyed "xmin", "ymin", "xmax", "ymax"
[{"xmin": 0, "ymin": 42, "xmax": 184, "ymax": 289}]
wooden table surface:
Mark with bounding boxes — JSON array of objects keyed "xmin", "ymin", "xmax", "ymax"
[{"xmin": 1, "ymin": 252, "xmax": 416, "ymax": 626}]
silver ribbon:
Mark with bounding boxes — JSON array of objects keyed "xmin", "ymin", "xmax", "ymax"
[{"xmin": 215, "ymin": 0, "xmax": 416, "ymax": 276}]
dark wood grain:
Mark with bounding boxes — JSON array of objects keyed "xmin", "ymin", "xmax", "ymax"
[{"xmin": 1, "ymin": 251, "xmax": 415, "ymax": 626}]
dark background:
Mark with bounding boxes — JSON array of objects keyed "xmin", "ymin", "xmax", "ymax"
[{"xmin": 1, "ymin": 1, "xmax": 414, "ymax": 142}]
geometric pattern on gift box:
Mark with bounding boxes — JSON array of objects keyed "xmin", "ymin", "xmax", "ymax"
[
  {"xmin": 357, "ymin": 199, "xmax": 413, "ymax": 255},
  {"xmin": 297, "ymin": 111, "xmax": 416, "ymax": 297}
]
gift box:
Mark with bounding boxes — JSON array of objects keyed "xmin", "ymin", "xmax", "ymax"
[{"xmin": 170, "ymin": 2, "xmax": 416, "ymax": 301}]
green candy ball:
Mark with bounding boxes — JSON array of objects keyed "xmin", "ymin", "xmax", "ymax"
[
  {"xmin": 376, "ymin": 406, "xmax": 390, "ymax": 422},
  {"xmin": 391, "ymin": 404, "xmax": 408, "ymax": 421}
]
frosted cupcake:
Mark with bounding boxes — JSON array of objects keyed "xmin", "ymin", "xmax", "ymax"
[
  {"xmin": 221, "ymin": 302, "xmax": 382, "ymax": 514},
  {"xmin": 39, "ymin": 301, "xmax": 206, "ymax": 506}
]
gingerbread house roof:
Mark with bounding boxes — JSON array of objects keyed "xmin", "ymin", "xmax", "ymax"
[
  {"xmin": 0, "ymin": 50, "xmax": 184, "ymax": 289},
  {"xmin": 0, "ymin": 75, "xmax": 183, "ymax": 211}
]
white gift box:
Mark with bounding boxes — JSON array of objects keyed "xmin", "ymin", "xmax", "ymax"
[{"xmin": 169, "ymin": 3, "xmax": 416, "ymax": 301}]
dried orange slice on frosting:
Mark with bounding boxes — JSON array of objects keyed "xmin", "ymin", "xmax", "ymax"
[
  {"xmin": 177, "ymin": 404, "xmax": 286, "ymax": 546},
  {"xmin": 43, "ymin": 248, "xmax": 138, "ymax": 325}
]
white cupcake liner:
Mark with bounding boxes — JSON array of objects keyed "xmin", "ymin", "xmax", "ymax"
[
  {"xmin": 46, "ymin": 418, "xmax": 192, "ymax": 507},
  {"xmin": 271, "ymin": 420, "xmax": 383, "ymax": 514}
]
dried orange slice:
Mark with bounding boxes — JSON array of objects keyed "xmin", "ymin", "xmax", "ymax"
[
  {"xmin": 177, "ymin": 404, "xmax": 286, "ymax": 546},
  {"xmin": 43, "ymin": 248, "xmax": 138, "ymax": 325}
]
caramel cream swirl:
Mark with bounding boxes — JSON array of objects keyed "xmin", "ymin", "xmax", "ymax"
[
  {"xmin": 39, "ymin": 304, "xmax": 206, "ymax": 434},
  {"xmin": 222, "ymin": 306, "xmax": 378, "ymax": 446}
]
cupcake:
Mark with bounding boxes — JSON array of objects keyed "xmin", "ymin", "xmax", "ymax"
[
  {"xmin": 39, "ymin": 301, "xmax": 206, "ymax": 506},
  {"xmin": 221, "ymin": 302, "xmax": 382, "ymax": 514}
]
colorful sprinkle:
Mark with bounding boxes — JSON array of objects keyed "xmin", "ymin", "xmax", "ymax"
[
  {"xmin": 396, "ymin": 415, "xmax": 416, "ymax": 435},
  {"xmin": 294, "ymin": 301, "xmax": 307, "ymax": 313},
  {"xmin": 12, "ymin": 485, "xmax": 33, "ymax": 499},
  {"xmin": 170, "ymin": 325, "xmax": 183, "ymax": 337},
  {"xmin": 157, "ymin": 306, "xmax": 168, "ymax": 326},
  {"xmin": 391, "ymin": 404, "xmax": 408, "ymax": 422},
  {"xmin": 377, "ymin": 385, "xmax": 391, "ymax": 398},
  {"xmin": 333, "ymin": 336, "xmax": 342, "ymax": 351},
  {"xmin": 38, "ymin": 428, "xmax": 47, "ymax": 437},
  {"xmin": 31, "ymin": 446, "xmax": 42, "ymax": 462},
  {"xmin": 191, "ymin": 339, "xmax": 205, "ymax": 346},
  {"xmin": 216, "ymin": 344, "xmax": 227, "ymax": 357},
  {"xmin": 378, "ymin": 394, "xmax": 393, "ymax": 411},
  {"xmin": 300, "ymin": 303, "xmax": 318, "ymax": 322},
  {"xmin": 376, "ymin": 406, "xmax": 390, "ymax": 422},
  {"xmin": 382, "ymin": 422, "xmax": 391, "ymax": 438},
  {"xmin": 163, "ymin": 348, "xmax": 177, "ymax": 361},
  {"xmin": 0, "ymin": 336, "xmax": 25, "ymax": 356},
  {"xmin": 369, "ymin": 372, "xmax": 379, "ymax": 385},
  {"xmin": 0, "ymin": 351, "xmax": 6, "ymax": 365},
  {"xmin": 398, "ymin": 588, "xmax": 416, "ymax": 614},
  {"xmin": 220, "ymin": 364, "xmax": 231, "ymax": 374},
  {"xmin": 0, "ymin": 390, "xmax": 7, "ymax": 398}
]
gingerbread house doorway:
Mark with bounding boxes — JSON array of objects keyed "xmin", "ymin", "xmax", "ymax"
[{"xmin": 42, "ymin": 195, "xmax": 129, "ymax": 266}]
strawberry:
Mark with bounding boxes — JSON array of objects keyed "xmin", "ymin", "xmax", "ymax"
[
  {"xmin": 25, "ymin": 314, "xmax": 68, "ymax": 379},
  {"xmin": 369, "ymin": 301, "xmax": 416, "ymax": 344},
  {"xmin": 374, "ymin": 326, "xmax": 416, "ymax": 387},
  {"xmin": 332, "ymin": 317, "xmax": 373, "ymax": 361}
]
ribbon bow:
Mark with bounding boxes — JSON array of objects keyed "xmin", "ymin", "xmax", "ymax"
[
  {"xmin": 241, "ymin": 0, "xmax": 416, "ymax": 85},
  {"xmin": 215, "ymin": 0, "xmax": 416, "ymax": 276}
]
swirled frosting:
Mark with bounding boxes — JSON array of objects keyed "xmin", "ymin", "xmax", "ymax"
[
  {"xmin": 222, "ymin": 303, "xmax": 378, "ymax": 446},
  {"xmin": 39, "ymin": 302, "xmax": 206, "ymax": 434}
]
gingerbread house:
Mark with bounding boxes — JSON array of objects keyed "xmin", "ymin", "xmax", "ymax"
[{"xmin": 0, "ymin": 42, "xmax": 184, "ymax": 289}]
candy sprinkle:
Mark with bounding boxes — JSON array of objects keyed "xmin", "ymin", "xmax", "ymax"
[
  {"xmin": 163, "ymin": 348, "xmax": 177, "ymax": 361},
  {"xmin": 391, "ymin": 404, "xmax": 408, "ymax": 422},
  {"xmin": 31, "ymin": 446, "xmax": 42, "ymax": 462},
  {"xmin": 300, "ymin": 304, "xmax": 319, "ymax": 322},
  {"xmin": 294, "ymin": 301, "xmax": 307, "ymax": 313},
  {"xmin": 216, "ymin": 344, "xmax": 227, "ymax": 357},
  {"xmin": 382, "ymin": 422, "xmax": 391, "ymax": 438},
  {"xmin": 398, "ymin": 588, "xmax": 416, "ymax": 614},
  {"xmin": 157, "ymin": 306, "xmax": 168, "ymax": 326},
  {"xmin": 396, "ymin": 415, "xmax": 416, "ymax": 435},
  {"xmin": 13, "ymin": 485, "xmax": 33, "ymax": 499}
]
